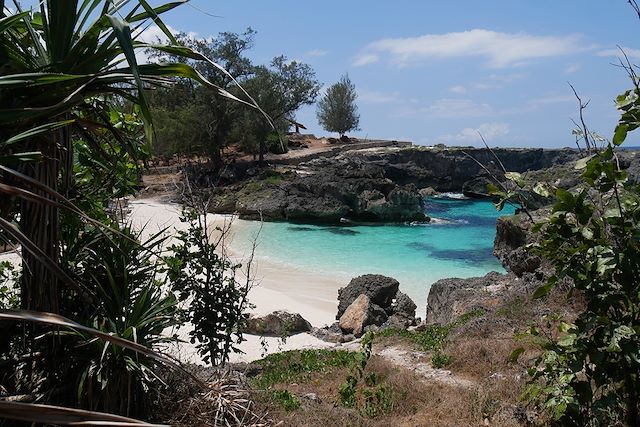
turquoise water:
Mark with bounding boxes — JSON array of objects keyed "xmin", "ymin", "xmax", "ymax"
[{"xmin": 231, "ymin": 196, "xmax": 516, "ymax": 317}]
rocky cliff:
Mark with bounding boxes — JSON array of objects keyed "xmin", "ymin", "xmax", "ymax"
[
  {"xmin": 207, "ymin": 156, "xmax": 429, "ymax": 223},
  {"xmin": 202, "ymin": 146, "xmax": 580, "ymax": 223}
]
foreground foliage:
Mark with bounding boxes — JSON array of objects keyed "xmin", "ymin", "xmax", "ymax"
[
  {"xmin": 498, "ymin": 46, "xmax": 640, "ymax": 425},
  {"xmin": 0, "ymin": 1, "xmax": 260, "ymax": 423}
]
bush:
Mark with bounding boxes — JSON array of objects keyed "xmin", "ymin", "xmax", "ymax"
[{"xmin": 266, "ymin": 132, "xmax": 288, "ymax": 154}]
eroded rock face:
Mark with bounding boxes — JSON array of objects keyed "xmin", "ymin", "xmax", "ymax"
[
  {"xmin": 338, "ymin": 294, "xmax": 387, "ymax": 337},
  {"xmin": 462, "ymin": 176, "xmax": 494, "ymax": 198},
  {"xmin": 494, "ymin": 215, "xmax": 543, "ymax": 276},
  {"xmin": 208, "ymin": 156, "xmax": 428, "ymax": 224},
  {"xmin": 425, "ymin": 272, "xmax": 509, "ymax": 325},
  {"xmin": 337, "ymin": 274, "xmax": 400, "ymax": 319},
  {"xmin": 245, "ymin": 311, "xmax": 312, "ymax": 336}
]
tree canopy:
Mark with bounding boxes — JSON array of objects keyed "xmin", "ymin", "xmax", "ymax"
[
  {"xmin": 149, "ymin": 31, "xmax": 320, "ymax": 164},
  {"xmin": 316, "ymin": 74, "xmax": 360, "ymax": 137}
]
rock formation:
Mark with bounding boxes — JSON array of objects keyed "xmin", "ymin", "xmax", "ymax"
[{"xmin": 245, "ymin": 311, "xmax": 312, "ymax": 337}]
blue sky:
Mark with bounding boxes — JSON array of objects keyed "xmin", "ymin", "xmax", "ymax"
[{"xmin": 155, "ymin": 1, "xmax": 637, "ymax": 147}]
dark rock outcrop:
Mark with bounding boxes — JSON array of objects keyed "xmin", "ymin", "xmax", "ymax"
[
  {"xmin": 493, "ymin": 214, "xmax": 544, "ymax": 277},
  {"xmin": 336, "ymin": 274, "xmax": 400, "ymax": 319},
  {"xmin": 462, "ymin": 176, "xmax": 494, "ymax": 198},
  {"xmin": 209, "ymin": 157, "xmax": 429, "ymax": 224},
  {"xmin": 245, "ymin": 311, "xmax": 312, "ymax": 336}
]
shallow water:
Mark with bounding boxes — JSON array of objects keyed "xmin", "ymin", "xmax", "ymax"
[{"xmin": 230, "ymin": 196, "xmax": 516, "ymax": 317}]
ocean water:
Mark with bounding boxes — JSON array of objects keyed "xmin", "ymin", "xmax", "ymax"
[{"xmin": 230, "ymin": 195, "xmax": 516, "ymax": 317}]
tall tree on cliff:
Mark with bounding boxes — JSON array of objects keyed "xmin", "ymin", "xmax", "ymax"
[
  {"xmin": 316, "ymin": 74, "xmax": 360, "ymax": 137},
  {"xmin": 234, "ymin": 55, "xmax": 321, "ymax": 163}
]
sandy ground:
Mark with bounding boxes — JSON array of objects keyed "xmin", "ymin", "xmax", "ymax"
[
  {"xmin": 128, "ymin": 198, "xmax": 343, "ymax": 364},
  {"xmin": 2, "ymin": 198, "xmax": 344, "ymax": 363}
]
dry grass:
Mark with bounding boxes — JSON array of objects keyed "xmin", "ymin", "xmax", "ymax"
[
  {"xmin": 152, "ymin": 367, "xmax": 275, "ymax": 426},
  {"xmin": 251, "ymin": 349, "xmax": 537, "ymax": 426}
]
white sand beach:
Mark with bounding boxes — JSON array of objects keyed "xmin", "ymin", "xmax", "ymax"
[{"xmin": 128, "ymin": 198, "xmax": 345, "ymax": 364}]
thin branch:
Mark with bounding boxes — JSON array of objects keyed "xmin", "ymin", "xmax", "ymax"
[
  {"xmin": 569, "ymin": 83, "xmax": 593, "ymax": 152},
  {"xmin": 629, "ymin": 0, "xmax": 640, "ymax": 20}
]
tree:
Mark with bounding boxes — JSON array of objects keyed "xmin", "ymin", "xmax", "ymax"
[
  {"xmin": 233, "ymin": 56, "xmax": 321, "ymax": 162},
  {"xmin": 317, "ymin": 74, "xmax": 360, "ymax": 137},
  {"xmin": 149, "ymin": 29, "xmax": 256, "ymax": 165}
]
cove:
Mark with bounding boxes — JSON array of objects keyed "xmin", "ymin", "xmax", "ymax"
[{"xmin": 230, "ymin": 196, "xmax": 517, "ymax": 317}]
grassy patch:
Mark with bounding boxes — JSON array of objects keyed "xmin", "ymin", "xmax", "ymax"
[
  {"xmin": 270, "ymin": 389, "xmax": 301, "ymax": 411},
  {"xmin": 253, "ymin": 349, "xmax": 358, "ymax": 389},
  {"xmin": 375, "ymin": 309, "xmax": 485, "ymax": 367},
  {"xmin": 495, "ymin": 297, "xmax": 527, "ymax": 319},
  {"xmin": 258, "ymin": 169, "xmax": 286, "ymax": 185}
]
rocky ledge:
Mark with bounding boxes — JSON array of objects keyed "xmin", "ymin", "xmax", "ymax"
[
  {"xmin": 206, "ymin": 156, "xmax": 429, "ymax": 224},
  {"xmin": 194, "ymin": 144, "xmax": 586, "ymax": 223}
]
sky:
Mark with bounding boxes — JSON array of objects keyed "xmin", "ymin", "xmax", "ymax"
[{"xmin": 132, "ymin": 1, "xmax": 638, "ymax": 147}]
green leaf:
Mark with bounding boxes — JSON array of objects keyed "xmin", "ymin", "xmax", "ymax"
[
  {"xmin": 575, "ymin": 154, "xmax": 595, "ymax": 170},
  {"xmin": 508, "ymin": 347, "xmax": 525, "ymax": 363},
  {"xmin": 606, "ymin": 325, "xmax": 635, "ymax": 352},
  {"xmin": 0, "ymin": 152, "xmax": 43, "ymax": 166},
  {"xmin": 2, "ymin": 120, "xmax": 75, "ymax": 146},
  {"xmin": 533, "ymin": 181, "xmax": 551, "ymax": 198},
  {"xmin": 533, "ymin": 282, "xmax": 554, "ymax": 299},
  {"xmin": 613, "ymin": 124, "xmax": 628, "ymax": 146},
  {"xmin": 505, "ymin": 171, "xmax": 525, "ymax": 188}
]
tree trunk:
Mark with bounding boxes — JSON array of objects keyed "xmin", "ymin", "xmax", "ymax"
[
  {"xmin": 258, "ymin": 140, "xmax": 265, "ymax": 166},
  {"xmin": 20, "ymin": 137, "xmax": 61, "ymax": 313}
]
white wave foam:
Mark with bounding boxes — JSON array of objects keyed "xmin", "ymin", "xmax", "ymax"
[{"xmin": 432, "ymin": 192, "xmax": 470, "ymax": 200}]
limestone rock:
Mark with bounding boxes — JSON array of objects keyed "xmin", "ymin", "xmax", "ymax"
[
  {"xmin": 245, "ymin": 311, "xmax": 312, "ymax": 336},
  {"xmin": 392, "ymin": 291, "xmax": 417, "ymax": 319},
  {"xmin": 338, "ymin": 294, "xmax": 387, "ymax": 337},
  {"xmin": 337, "ymin": 274, "xmax": 399, "ymax": 319},
  {"xmin": 494, "ymin": 215, "xmax": 542, "ymax": 276},
  {"xmin": 426, "ymin": 272, "xmax": 509, "ymax": 325}
]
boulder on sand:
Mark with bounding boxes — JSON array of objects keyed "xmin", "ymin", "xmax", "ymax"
[
  {"xmin": 338, "ymin": 294, "xmax": 387, "ymax": 337},
  {"xmin": 336, "ymin": 274, "xmax": 400, "ymax": 319},
  {"xmin": 245, "ymin": 311, "xmax": 312, "ymax": 337}
]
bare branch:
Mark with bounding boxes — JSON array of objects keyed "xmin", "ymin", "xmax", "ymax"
[
  {"xmin": 629, "ymin": 0, "xmax": 640, "ymax": 20},
  {"xmin": 569, "ymin": 83, "xmax": 594, "ymax": 152}
]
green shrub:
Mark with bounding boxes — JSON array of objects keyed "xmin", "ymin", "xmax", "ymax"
[{"xmin": 266, "ymin": 132, "xmax": 288, "ymax": 154}]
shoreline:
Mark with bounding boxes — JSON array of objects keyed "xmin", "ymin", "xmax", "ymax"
[{"xmin": 129, "ymin": 198, "xmax": 344, "ymax": 363}]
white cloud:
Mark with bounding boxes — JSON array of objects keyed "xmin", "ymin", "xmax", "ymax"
[
  {"xmin": 564, "ymin": 63, "xmax": 582, "ymax": 74},
  {"xmin": 359, "ymin": 89, "xmax": 404, "ymax": 104},
  {"xmin": 436, "ymin": 122, "xmax": 510, "ymax": 144},
  {"xmin": 404, "ymin": 98, "xmax": 494, "ymax": 119},
  {"xmin": 305, "ymin": 49, "xmax": 329, "ymax": 57},
  {"xmin": 356, "ymin": 29, "xmax": 586, "ymax": 68},
  {"xmin": 529, "ymin": 94, "xmax": 575, "ymax": 107},
  {"xmin": 131, "ymin": 24, "xmax": 186, "ymax": 64},
  {"xmin": 449, "ymin": 85, "xmax": 467, "ymax": 94},
  {"xmin": 597, "ymin": 46, "xmax": 640, "ymax": 61},
  {"xmin": 352, "ymin": 53, "xmax": 380, "ymax": 67}
]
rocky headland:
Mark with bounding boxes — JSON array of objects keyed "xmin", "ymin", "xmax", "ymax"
[{"xmin": 182, "ymin": 136, "xmax": 590, "ymax": 224}]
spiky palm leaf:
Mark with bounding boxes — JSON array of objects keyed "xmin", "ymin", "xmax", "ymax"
[{"xmin": 0, "ymin": 0, "xmax": 266, "ymax": 312}]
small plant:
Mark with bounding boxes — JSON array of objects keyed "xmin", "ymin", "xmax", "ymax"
[
  {"xmin": 270, "ymin": 389, "xmax": 301, "ymax": 411},
  {"xmin": 337, "ymin": 332, "xmax": 393, "ymax": 417},
  {"xmin": 431, "ymin": 351, "xmax": 452, "ymax": 368},
  {"xmin": 165, "ymin": 199, "xmax": 253, "ymax": 366}
]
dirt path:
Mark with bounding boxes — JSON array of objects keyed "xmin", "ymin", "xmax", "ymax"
[{"xmin": 376, "ymin": 346, "xmax": 476, "ymax": 388}]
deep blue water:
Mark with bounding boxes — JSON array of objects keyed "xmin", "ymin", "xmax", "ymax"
[{"xmin": 230, "ymin": 196, "xmax": 516, "ymax": 316}]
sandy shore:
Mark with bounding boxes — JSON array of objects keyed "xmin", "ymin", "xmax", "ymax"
[{"xmin": 129, "ymin": 198, "xmax": 344, "ymax": 363}]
